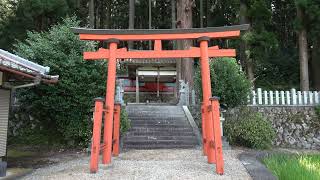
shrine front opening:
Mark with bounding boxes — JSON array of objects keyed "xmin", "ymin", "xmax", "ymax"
[{"xmin": 72, "ymin": 24, "xmax": 249, "ymax": 175}]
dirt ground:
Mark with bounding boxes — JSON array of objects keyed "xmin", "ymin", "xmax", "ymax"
[{"xmin": 21, "ymin": 149, "xmax": 251, "ymax": 180}]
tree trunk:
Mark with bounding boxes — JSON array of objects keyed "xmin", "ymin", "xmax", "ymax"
[
  {"xmin": 128, "ymin": 0, "xmax": 135, "ymax": 49},
  {"xmin": 200, "ymin": 0, "xmax": 203, "ymax": 28},
  {"xmin": 94, "ymin": 0, "xmax": 98, "ymax": 28},
  {"xmin": 99, "ymin": 0, "xmax": 106, "ymax": 29},
  {"xmin": 206, "ymin": 0, "xmax": 209, "ymax": 27},
  {"xmin": 171, "ymin": 0, "xmax": 176, "ymax": 30},
  {"xmin": 89, "ymin": 0, "xmax": 95, "ymax": 28},
  {"xmin": 106, "ymin": 0, "xmax": 111, "ymax": 29},
  {"xmin": 177, "ymin": 0, "xmax": 194, "ymax": 89},
  {"xmin": 240, "ymin": 0, "xmax": 255, "ymax": 85},
  {"xmin": 297, "ymin": 7, "xmax": 309, "ymax": 91},
  {"xmin": 148, "ymin": 0, "xmax": 152, "ymax": 49},
  {"xmin": 172, "ymin": 0, "xmax": 180, "ymax": 99},
  {"xmin": 311, "ymin": 38, "xmax": 320, "ymax": 90}
]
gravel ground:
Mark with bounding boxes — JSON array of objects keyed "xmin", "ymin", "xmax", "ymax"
[{"xmin": 23, "ymin": 149, "xmax": 251, "ymax": 180}]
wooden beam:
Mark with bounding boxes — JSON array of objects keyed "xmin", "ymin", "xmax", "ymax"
[
  {"xmin": 72, "ymin": 24, "xmax": 249, "ymax": 35},
  {"xmin": 79, "ymin": 31, "xmax": 240, "ymax": 41},
  {"xmin": 83, "ymin": 47, "xmax": 236, "ymax": 60},
  {"xmin": 136, "ymin": 69, "xmax": 139, "ymax": 103},
  {"xmin": 154, "ymin": 40, "xmax": 162, "ymax": 51}
]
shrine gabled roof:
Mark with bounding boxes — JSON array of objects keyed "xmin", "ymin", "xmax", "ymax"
[{"xmin": 0, "ymin": 49, "xmax": 59, "ymax": 83}]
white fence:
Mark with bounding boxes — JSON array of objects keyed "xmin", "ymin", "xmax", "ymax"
[{"xmin": 248, "ymin": 88, "xmax": 320, "ymax": 106}]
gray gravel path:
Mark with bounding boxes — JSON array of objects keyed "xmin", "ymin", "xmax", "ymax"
[{"xmin": 23, "ymin": 149, "xmax": 251, "ymax": 180}]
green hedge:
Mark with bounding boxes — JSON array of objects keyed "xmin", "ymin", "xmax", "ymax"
[
  {"xmin": 194, "ymin": 58, "xmax": 251, "ymax": 108},
  {"xmin": 224, "ymin": 107, "xmax": 275, "ymax": 149}
]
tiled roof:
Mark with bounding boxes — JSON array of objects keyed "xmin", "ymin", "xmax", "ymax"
[{"xmin": 0, "ymin": 49, "xmax": 59, "ymax": 82}]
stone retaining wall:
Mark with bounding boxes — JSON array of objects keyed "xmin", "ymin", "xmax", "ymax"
[{"xmin": 227, "ymin": 106, "xmax": 320, "ymax": 150}]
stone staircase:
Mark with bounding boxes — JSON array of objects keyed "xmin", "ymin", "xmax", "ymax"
[{"xmin": 122, "ymin": 105, "xmax": 200, "ymax": 149}]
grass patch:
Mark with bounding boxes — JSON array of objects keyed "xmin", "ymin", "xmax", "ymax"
[
  {"xmin": 262, "ymin": 154, "xmax": 320, "ymax": 180},
  {"xmin": 7, "ymin": 149, "xmax": 35, "ymax": 158}
]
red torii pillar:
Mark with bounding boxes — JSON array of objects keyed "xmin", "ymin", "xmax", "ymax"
[
  {"xmin": 198, "ymin": 37, "xmax": 216, "ymax": 164},
  {"xmin": 112, "ymin": 103, "xmax": 121, "ymax": 156},
  {"xmin": 102, "ymin": 39, "xmax": 119, "ymax": 164}
]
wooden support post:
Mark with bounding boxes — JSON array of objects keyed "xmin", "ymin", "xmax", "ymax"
[
  {"xmin": 157, "ymin": 67, "xmax": 160, "ymax": 97},
  {"xmin": 210, "ymin": 97, "xmax": 224, "ymax": 175},
  {"xmin": 112, "ymin": 104, "xmax": 121, "ymax": 156},
  {"xmin": 90, "ymin": 98, "xmax": 104, "ymax": 173},
  {"xmin": 102, "ymin": 39, "xmax": 119, "ymax": 164},
  {"xmin": 154, "ymin": 40, "xmax": 162, "ymax": 51},
  {"xmin": 136, "ymin": 70, "xmax": 139, "ymax": 103},
  {"xmin": 198, "ymin": 37, "xmax": 215, "ymax": 164},
  {"xmin": 201, "ymin": 103, "xmax": 207, "ymax": 156}
]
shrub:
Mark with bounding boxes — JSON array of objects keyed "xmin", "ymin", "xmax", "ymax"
[
  {"xmin": 12, "ymin": 17, "xmax": 106, "ymax": 146},
  {"xmin": 120, "ymin": 108, "xmax": 131, "ymax": 134},
  {"xmin": 224, "ymin": 107, "xmax": 275, "ymax": 149},
  {"xmin": 194, "ymin": 57, "xmax": 251, "ymax": 108}
]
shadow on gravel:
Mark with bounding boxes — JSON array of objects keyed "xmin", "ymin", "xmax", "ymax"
[{"xmin": 6, "ymin": 145, "xmax": 86, "ymax": 169}]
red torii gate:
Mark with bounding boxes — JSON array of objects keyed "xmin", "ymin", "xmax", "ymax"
[{"xmin": 72, "ymin": 24, "xmax": 249, "ymax": 175}]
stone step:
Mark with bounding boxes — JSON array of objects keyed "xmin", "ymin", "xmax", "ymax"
[
  {"xmin": 123, "ymin": 144, "xmax": 196, "ymax": 149},
  {"xmin": 128, "ymin": 124, "xmax": 191, "ymax": 129},
  {"xmin": 128, "ymin": 114, "xmax": 186, "ymax": 120},
  {"xmin": 123, "ymin": 136, "xmax": 198, "ymax": 141},
  {"xmin": 123, "ymin": 105, "xmax": 199, "ymax": 149},
  {"xmin": 128, "ymin": 117, "xmax": 186, "ymax": 121},
  {"xmin": 123, "ymin": 139, "xmax": 198, "ymax": 146},
  {"xmin": 126, "ymin": 105, "xmax": 182, "ymax": 109},
  {"xmin": 127, "ymin": 110, "xmax": 184, "ymax": 112},
  {"xmin": 130, "ymin": 120, "xmax": 189, "ymax": 126},
  {"xmin": 127, "ymin": 127, "xmax": 194, "ymax": 133},
  {"xmin": 127, "ymin": 110, "xmax": 185, "ymax": 114},
  {"xmin": 125, "ymin": 131, "xmax": 195, "ymax": 137},
  {"xmin": 127, "ymin": 111, "xmax": 185, "ymax": 117}
]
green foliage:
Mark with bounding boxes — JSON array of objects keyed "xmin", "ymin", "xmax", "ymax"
[
  {"xmin": 224, "ymin": 107, "xmax": 275, "ymax": 149},
  {"xmin": 263, "ymin": 154, "xmax": 320, "ymax": 180},
  {"xmin": 13, "ymin": 17, "xmax": 106, "ymax": 146},
  {"xmin": 0, "ymin": 0, "xmax": 78, "ymax": 50},
  {"xmin": 120, "ymin": 108, "xmax": 131, "ymax": 134},
  {"xmin": 315, "ymin": 105, "xmax": 320, "ymax": 119},
  {"xmin": 195, "ymin": 58, "xmax": 251, "ymax": 108}
]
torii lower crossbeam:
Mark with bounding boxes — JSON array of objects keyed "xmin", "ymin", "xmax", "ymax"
[{"xmin": 83, "ymin": 47, "xmax": 235, "ymax": 60}]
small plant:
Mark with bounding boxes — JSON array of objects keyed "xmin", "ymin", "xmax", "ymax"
[
  {"xmin": 120, "ymin": 108, "xmax": 131, "ymax": 134},
  {"xmin": 224, "ymin": 107, "xmax": 275, "ymax": 149}
]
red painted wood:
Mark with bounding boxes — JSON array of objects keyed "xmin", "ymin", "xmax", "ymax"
[
  {"xmin": 102, "ymin": 42, "xmax": 118, "ymax": 164},
  {"xmin": 210, "ymin": 98, "xmax": 224, "ymax": 175},
  {"xmin": 154, "ymin": 40, "xmax": 162, "ymax": 51},
  {"xmin": 201, "ymin": 103, "xmax": 207, "ymax": 156},
  {"xmin": 83, "ymin": 48, "xmax": 236, "ymax": 60},
  {"xmin": 199, "ymin": 39, "xmax": 216, "ymax": 164},
  {"xmin": 112, "ymin": 104, "xmax": 121, "ymax": 156},
  {"xmin": 90, "ymin": 99, "xmax": 104, "ymax": 173}
]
